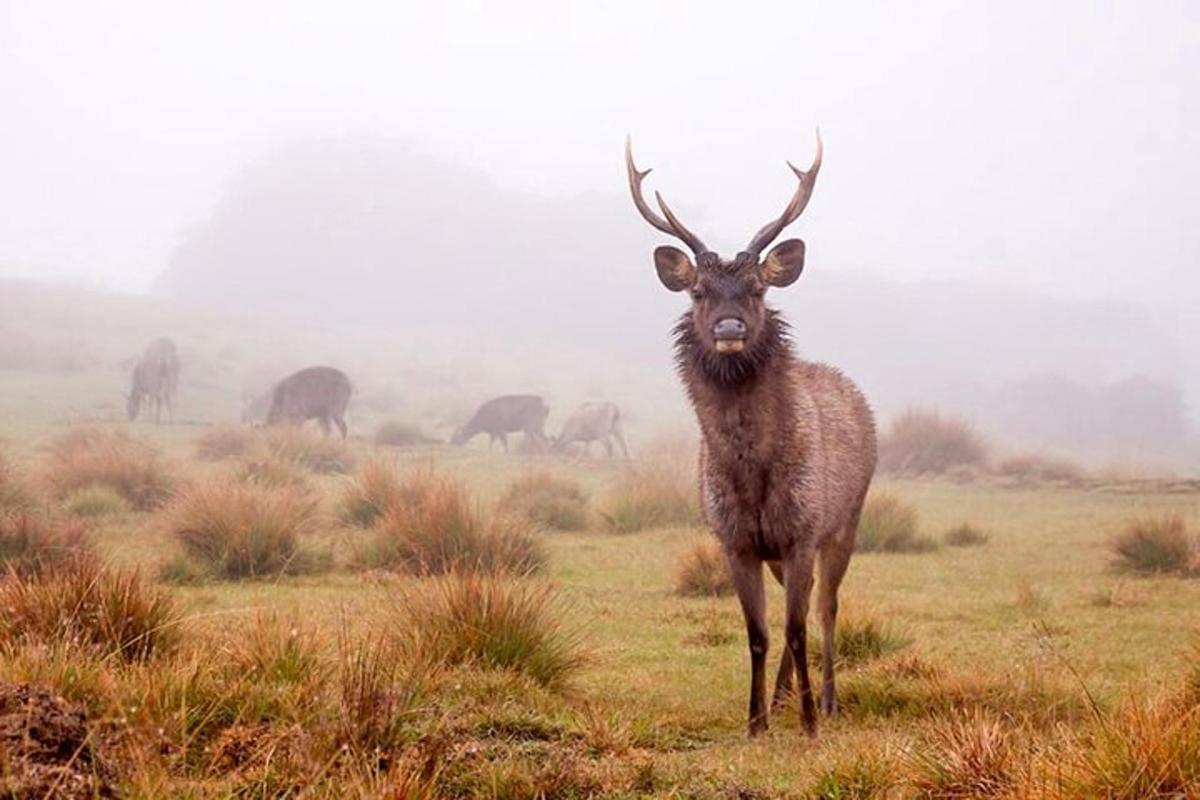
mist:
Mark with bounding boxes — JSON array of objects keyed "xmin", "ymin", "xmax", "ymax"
[{"xmin": 1, "ymin": 0, "xmax": 1197, "ymax": 466}]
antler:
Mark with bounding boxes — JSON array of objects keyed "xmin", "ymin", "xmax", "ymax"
[
  {"xmin": 625, "ymin": 136, "xmax": 708, "ymax": 256},
  {"xmin": 743, "ymin": 130, "xmax": 823, "ymax": 257}
]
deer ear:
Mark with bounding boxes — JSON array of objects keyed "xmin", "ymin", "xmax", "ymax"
[
  {"xmin": 653, "ymin": 246, "xmax": 696, "ymax": 292},
  {"xmin": 760, "ymin": 239, "xmax": 806, "ymax": 287}
]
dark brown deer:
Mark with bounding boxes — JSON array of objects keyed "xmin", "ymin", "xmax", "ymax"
[
  {"xmin": 451, "ymin": 395, "xmax": 550, "ymax": 452},
  {"xmin": 553, "ymin": 401, "xmax": 630, "ymax": 458},
  {"xmin": 127, "ymin": 337, "xmax": 180, "ymax": 422},
  {"xmin": 626, "ymin": 134, "xmax": 876, "ymax": 737},
  {"xmin": 266, "ymin": 366, "xmax": 352, "ymax": 439}
]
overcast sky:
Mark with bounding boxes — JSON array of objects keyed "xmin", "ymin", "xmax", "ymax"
[{"xmin": 1, "ymin": 0, "xmax": 1197, "ymax": 315}]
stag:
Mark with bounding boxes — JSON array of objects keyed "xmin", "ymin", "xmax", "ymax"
[
  {"xmin": 266, "ymin": 366, "xmax": 352, "ymax": 439},
  {"xmin": 451, "ymin": 395, "xmax": 550, "ymax": 452},
  {"xmin": 127, "ymin": 337, "xmax": 180, "ymax": 423},
  {"xmin": 626, "ymin": 134, "xmax": 876, "ymax": 737},
  {"xmin": 554, "ymin": 401, "xmax": 630, "ymax": 458}
]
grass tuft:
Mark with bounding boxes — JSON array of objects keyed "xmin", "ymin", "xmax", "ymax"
[
  {"xmin": 337, "ymin": 458, "xmax": 405, "ymax": 528},
  {"xmin": 600, "ymin": 459, "xmax": 700, "ymax": 534},
  {"xmin": 195, "ymin": 423, "xmax": 258, "ymax": 461},
  {"xmin": 856, "ymin": 493, "xmax": 937, "ymax": 553},
  {"xmin": 374, "ymin": 419, "xmax": 436, "ymax": 447},
  {"xmin": 0, "ymin": 512, "xmax": 94, "ymax": 576},
  {"xmin": 906, "ymin": 711, "xmax": 1021, "ymax": 798},
  {"xmin": 400, "ymin": 572, "xmax": 582, "ymax": 689},
  {"xmin": 0, "ymin": 450, "xmax": 34, "ymax": 513},
  {"xmin": 817, "ymin": 610, "xmax": 911, "ymax": 667},
  {"xmin": 262, "ymin": 427, "xmax": 355, "ymax": 474},
  {"xmin": 161, "ymin": 478, "xmax": 323, "ymax": 580},
  {"xmin": 944, "ymin": 522, "xmax": 990, "ymax": 547},
  {"xmin": 674, "ymin": 540, "xmax": 732, "ymax": 598},
  {"xmin": 997, "ymin": 453, "xmax": 1088, "ymax": 485},
  {"xmin": 498, "ymin": 472, "xmax": 590, "ymax": 532},
  {"xmin": 1109, "ymin": 514, "xmax": 1195, "ymax": 575},
  {"xmin": 43, "ymin": 426, "xmax": 177, "ymax": 510},
  {"xmin": 358, "ymin": 470, "xmax": 544, "ymax": 575},
  {"xmin": 0, "ymin": 556, "xmax": 179, "ymax": 661},
  {"xmin": 878, "ymin": 408, "xmax": 990, "ymax": 476},
  {"xmin": 63, "ymin": 484, "xmax": 131, "ymax": 518}
]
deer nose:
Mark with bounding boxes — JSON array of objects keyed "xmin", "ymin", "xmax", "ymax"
[{"xmin": 713, "ymin": 318, "xmax": 747, "ymax": 340}]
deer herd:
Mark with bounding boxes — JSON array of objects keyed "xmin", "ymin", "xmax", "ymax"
[{"xmin": 124, "ymin": 133, "xmax": 873, "ymax": 738}]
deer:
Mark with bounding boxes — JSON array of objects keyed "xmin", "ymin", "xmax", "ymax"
[
  {"xmin": 266, "ymin": 366, "xmax": 352, "ymax": 439},
  {"xmin": 625, "ymin": 133, "xmax": 876, "ymax": 737},
  {"xmin": 553, "ymin": 401, "xmax": 630, "ymax": 458},
  {"xmin": 127, "ymin": 337, "xmax": 180, "ymax": 423},
  {"xmin": 451, "ymin": 395, "xmax": 550, "ymax": 453}
]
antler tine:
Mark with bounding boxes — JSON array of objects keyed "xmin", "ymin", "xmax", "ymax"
[
  {"xmin": 625, "ymin": 136, "xmax": 708, "ymax": 256},
  {"xmin": 743, "ymin": 130, "xmax": 823, "ymax": 257}
]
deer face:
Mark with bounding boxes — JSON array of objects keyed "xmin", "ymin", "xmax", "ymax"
[{"xmin": 625, "ymin": 135, "xmax": 820, "ymax": 358}]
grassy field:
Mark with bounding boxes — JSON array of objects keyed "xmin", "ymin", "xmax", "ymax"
[{"xmin": 1, "ymin": 397, "xmax": 1199, "ymax": 797}]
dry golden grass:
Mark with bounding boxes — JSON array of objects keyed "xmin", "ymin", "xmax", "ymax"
[
  {"xmin": 1109, "ymin": 513, "xmax": 1195, "ymax": 575},
  {"xmin": 262, "ymin": 426, "xmax": 355, "ymax": 474},
  {"xmin": 398, "ymin": 573, "xmax": 582, "ymax": 690},
  {"xmin": 194, "ymin": 423, "xmax": 258, "ymax": 461},
  {"xmin": 906, "ymin": 711, "xmax": 1022, "ymax": 798},
  {"xmin": 0, "ymin": 511, "xmax": 93, "ymax": 575},
  {"xmin": 160, "ymin": 478, "xmax": 323, "ymax": 580},
  {"xmin": 0, "ymin": 556, "xmax": 178, "ymax": 661},
  {"xmin": 673, "ymin": 539, "xmax": 732, "ymax": 597},
  {"xmin": 856, "ymin": 492, "xmax": 937, "ymax": 553},
  {"xmin": 42, "ymin": 427, "xmax": 178, "ymax": 510},
  {"xmin": 498, "ymin": 471, "xmax": 590, "ymax": 532},
  {"xmin": 878, "ymin": 408, "xmax": 990, "ymax": 476},
  {"xmin": 374, "ymin": 419, "xmax": 436, "ymax": 447},
  {"xmin": 997, "ymin": 452, "xmax": 1088, "ymax": 485},
  {"xmin": 600, "ymin": 461, "xmax": 700, "ymax": 533},
  {"xmin": 0, "ymin": 449, "xmax": 34, "ymax": 513},
  {"xmin": 63, "ymin": 484, "xmax": 130, "ymax": 518},
  {"xmin": 337, "ymin": 457, "xmax": 405, "ymax": 528},
  {"xmin": 943, "ymin": 522, "xmax": 990, "ymax": 547},
  {"xmin": 358, "ymin": 469, "xmax": 544, "ymax": 575}
]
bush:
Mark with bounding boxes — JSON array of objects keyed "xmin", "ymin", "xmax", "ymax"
[
  {"xmin": 498, "ymin": 472, "xmax": 590, "ymax": 532},
  {"xmin": 43, "ymin": 427, "xmax": 177, "ymax": 510},
  {"xmin": 0, "ymin": 557, "xmax": 179, "ymax": 661},
  {"xmin": 374, "ymin": 420, "xmax": 436, "ymax": 447},
  {"xmin": 856, "ymin": 493, "xmax": 937, "ymax": 553},
  {"xmin": 161, "ymin": 479, "xmax": 322, "ymax": 580},
  {"xmin": 1109, "ymin": 514, "xmax": 1195, "ymax": 575},
  {"xmin": 674, "ymin": 540, "xmax": 732, "ymax": 597},
  {"xmin": 63, "ymin": 484, "xmax": 131, "ymax": 518},
  {"xmin": 877, "ymin": 409, "xmax": 989, "ymax": 476},
  {"xmin": 337, "ymin": 458, "xmax": 404, "ymax": 528},
  {"xmin": 400, "ymin": 573, "xmax": 582, "ymax": 689},
  {"xmin": 263, "ymin": 427, "xmax": 355, "ymax": 474},
  {"xmin": 997, "ymin": 453, "xmax": 1087, "ymax": 485},
  {"xmin": 195, "ymin": 424, "xmax": 258, "ymax": 461},
  {"xmin": 359, "ymin": 470, "xmax": 544, "ymax": 575},
  {"xmin": 944, "ymin": 523, "xmax": 990, "ymax": 548},
  {"xmin": 0, "ymin": 512, "xmax": 93, "ymax": 576},
  {"xmin": 600, "ymin": 461, "xmax": 700, "ymax": 533}
]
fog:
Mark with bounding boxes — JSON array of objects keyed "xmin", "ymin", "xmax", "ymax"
[{"xmin": 1, "ymin": 1, "xmax": 1197, "ymax": 465}]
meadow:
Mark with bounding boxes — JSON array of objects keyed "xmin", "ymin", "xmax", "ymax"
[{"xmin": 1, "ymin": 378, "xmax": 1199, "ymax": 799}]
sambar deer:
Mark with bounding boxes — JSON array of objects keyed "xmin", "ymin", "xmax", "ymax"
[{"xmin": 625, "ymin": 134, "xmax": 876, "ymax": 737}]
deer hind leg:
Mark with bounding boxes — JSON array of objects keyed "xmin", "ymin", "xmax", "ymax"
[
  {"xmin": 613, "ymin": 427, "xmax": 631, "ymax": 459},
  {"xmin": 726, "ymin": 550, "xmax": 770, "ymax": 737},
  {"xmin": 818, "ymin": 514, "xmax": 860, "ymax": 717},
  {"xmin": 783, "ymin": 549, "xmax": 818, "ymax": 736},
  {"xmin": 317, "ymin": 416, "xmax": 332, "ymax": 436},
  {"xmin": 765, "ymin": 560, "xmax": 794, "ymax": 710},
  {"xmin": 602, "ymin": 436, "xmax": 614, "ymax": 458},
  {"xmin": 334, "ymin": 415, "xmax": 348, "ymax": 440}
]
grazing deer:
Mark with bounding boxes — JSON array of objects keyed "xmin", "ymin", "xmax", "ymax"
[
  {"xmin": 451, "ymin": 395, "xmax": 550, "ymax": 453},
  {"xmin": 127, "ymin": 337, "xmax": 180, "ymax": 422},
  {"xmin": 554, "ymin": 401, "xmax": 630, "ymax": 458},
  {"xmin": 266, "ymin": 366, "xmax": 352, "ymax": 439},
  {"xmin": 625, "ymin": 134, "xmax": 876, "ymax": 737}
]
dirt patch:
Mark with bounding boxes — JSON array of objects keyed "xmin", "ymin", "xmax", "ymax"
[{"xmin": 0, "ymin": 683, "xmax": 114, "ymax": 799}]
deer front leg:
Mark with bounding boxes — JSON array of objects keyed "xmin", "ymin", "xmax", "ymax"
[
  {"xmin": 725, "ymin": 549, "xmax": 769, "ymax": 737},
  {"xmin": 783, "ymin": 548, "xmax": 818, "ymax": 736}
]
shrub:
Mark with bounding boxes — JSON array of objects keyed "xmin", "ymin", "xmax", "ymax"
[
  {"xmin": 262, "ymin": 427, "xmax": 355, "ymax": 474},
  {"xmin": 374, "ymin": 420, "xmax": 436, "ymax": 447},
  {"xmin": 944, "ymin": 523, "xmax": 990, "ymax": 548},
  {"xmin": 997, "ymin": 453, "xmax": 1087, "ymax": 485},
  {"xmin": 63, "ymin": 484, "xmax": 131, "ymax": 518},
  {"xmin": 337, "ymin": 458, "xmax": 405, "ymax": 528},
  {"xmin": 0, "ymin": 557, "xmax": 179, "ymax": 661},
  {"xmin": 1109, "ymin": 514, "xmax": 1195, "ymax": 575},
  {"xmin": 42, "ymin": 427, "xmax": 177, "ymax": 510},
  {"xmin": 600, "ymin": 461, "xmax": 700, "ymax": 533},
  {"xmin": 359, "ymin": 470, "xmax": 545, "ymax": 575},
  {"xmin": 400, "ymin": 573, "xmax": 582, "ymax": 689},
  {"xmin": 0, "ymin": 512, "xmax": 93, "ymax": 576},
  {"xmin": 856, "ymin": 493, "xmax": 936, "ymax": 553},
  {"xmin": 336, "ymin": 631, "xmax": 426, "ymax": 755},
  {"xmin": 498, "ymin": 472, "xmax": 590, "ymax": 532},
  {"xmin": 877, "ymin": 409, "xmax": 989, "ymax": 476},
  {"xmin": 674, "ymin": 540, "xmax": 732, "ymax": 597},
  {"xmin": 195, "ymin": 424, "xmax": 258, "ymax": 461},
  {"xmin": 161, "ymin": 479, "xmax": 322, "ymax": 580}
]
